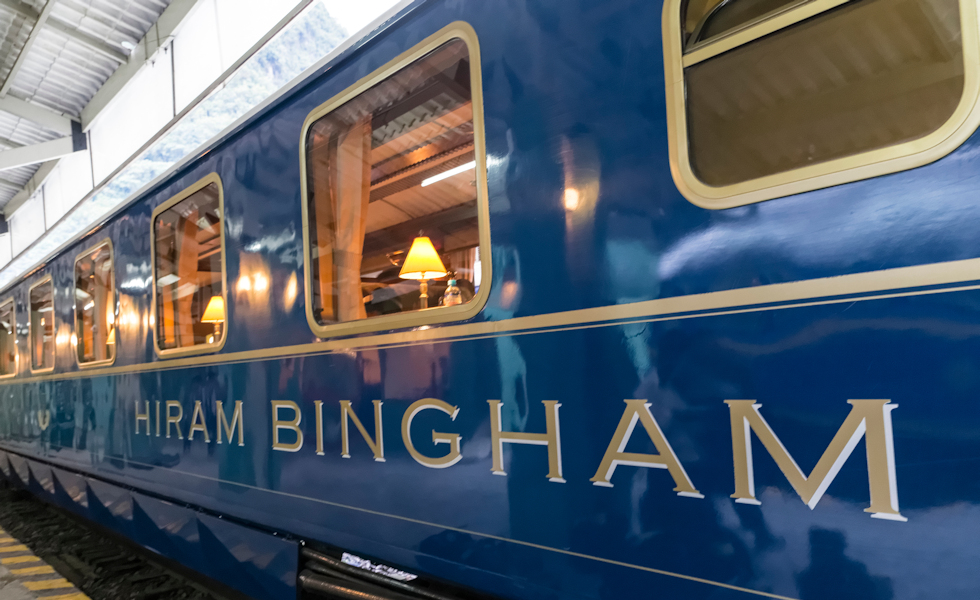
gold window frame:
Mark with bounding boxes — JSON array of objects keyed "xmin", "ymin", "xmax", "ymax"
[
  {"xmin": 73, "ymin": 238, "xmax": 117, "ymax": 369},
  {"xmin": 0, "ymin": 297, "xmax": 17, "ymax": 379},
  {"xmin": 663, "ymin": 0, "xmax": 980, "ymax": 209},
  {"xmin": 150, "ymin": 173, "xmax": 229, "ymax": 359},
  {"xmin": 28, "ymin": 275, "xmax": 55, "ymax": 375},
  {"xmin": 298, "ymin": 21, "xmax": 493, "ymax": 339}
]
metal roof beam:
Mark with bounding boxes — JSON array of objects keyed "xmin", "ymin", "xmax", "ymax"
[
  {"xmin": 0, "ymin": 0, "xmax": 128, "ymax": 67},
  {"xmin": 0, "ymin": 137, "xmax": 75, "ymax": 170},
  {"xmin": 0, "ymin": 123, "xmax": 84, "ymax": 171},
  {"xmin": 0, "ymin": 0, "xmax": 57, "ymax": 98},
  {"xmin": 46, "ymin": 19, "xmax": 128, "ymax": 64},
  {"xmin": 2, "ymin": 159, "xmax": 56, "ymax": 217},
  {"xmin": 0, "ymin": 95, "xmax": 74, "ymax": 135}
]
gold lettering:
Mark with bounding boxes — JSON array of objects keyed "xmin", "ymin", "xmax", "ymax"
[
  {"xmin": 216, "ymin": 401, "xmax": 244, "ymax": 446},
  {"xmin": 165, "ymin": 401, "xmax": 183, "ymax": 440},
  {"xmin": 590, "ymin": 400, "xmax": 702, "ymax": 497},
  {"xmin": 155, "ymin": 401, "xmax": 161, "ymax": 437},
  {"xmin": 401, "ymin": 399, "xmax": 462, "ymax": 469},
  {"xmin": 188, "ymin": 401, "xmax": 210, "ymax": 442},
  {"xmin": 339, "ymin": 400, "xmax": 384, "ymax": 461},
  {"xmin": 271, "ymin": 400, "xmax": 303, "ymax": 452},
  {"xmin": 135, "ymin": 401, "xmax": 150, "ymax": 436},
  {"xmin": 314, "ymin": 400, "xmax": 324, "ymax": 455},
  {"xmin": 726, "ymin": 399, "xmax": 905, "ymax": 521},
  {"xmin": 488, "ymin": 400, "xmax": 564, "ymax": 482}
]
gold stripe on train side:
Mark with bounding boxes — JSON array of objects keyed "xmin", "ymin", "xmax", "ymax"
[{"xmin": 4, "ymin": 254, "xmax": 980, "ymax": 384}]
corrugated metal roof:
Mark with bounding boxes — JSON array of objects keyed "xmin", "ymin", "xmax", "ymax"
[{"xmin": 0, "ymin": 0, "xmax": 172, "ymax": 209}]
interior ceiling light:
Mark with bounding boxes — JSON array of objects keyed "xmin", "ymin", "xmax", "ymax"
[{"xmin": 421, "ymin": 161, "xmax": 475, "ymax": 187}]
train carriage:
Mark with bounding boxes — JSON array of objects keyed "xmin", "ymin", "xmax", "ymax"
[{"xmin": 0, "ymin": 0, "xmax": 978, "ymax": 599}]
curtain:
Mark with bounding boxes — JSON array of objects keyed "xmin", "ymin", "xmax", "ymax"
[
  {"xmin": 176, "ymin": 212, "xmax": 199, "ymax": 346},
  {"xmin": 157, "ymin": 222, "xmax": 176, "ymax": 348},
  {"xmin": 93, "ymin": 267, "xmax": 109, "ymax": 361},
  {"xmin": 313, "ymin": 116, "xmax": 372, "ymax": 323}
]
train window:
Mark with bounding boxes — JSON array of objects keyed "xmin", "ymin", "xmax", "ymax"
[
  {"xmin": 685, "ymin": 0, "xmax": 804, "ymax": 47},
  {"xmin": 300, "ymin": 26, "xmax": 490, "ymax": 337},
  {"xmin": 665, "ymin": 0, "xmax": 980, "ymax": 208},
  {"xmin": 74, "ymin": 240, "xmax": 115, "ymax": 367},
  {"xmin": 0, "ymin": 300, "xmax": 15, "ymax": 377},
  {"xmin": 151, "ymin": 174, "xmax": 226, "ymax": 356},
  {"xmin": 29, "ymin": 278, "xmax": 54, "ymax": 372}
]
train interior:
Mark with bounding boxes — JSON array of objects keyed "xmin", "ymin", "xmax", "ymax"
[
  {"xmin": 306, "ymin": 39, "xmax": 480, "ymax": 325},
  {"xmin": 153, "ymin": 182, "xmax": 225, "ymax": 349}
]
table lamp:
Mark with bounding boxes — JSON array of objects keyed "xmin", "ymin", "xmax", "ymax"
[
  {"xmin": 201, "ymin": 295, "xmax": 225, "ymax": 343},
  {"xmin": 399, "ymin": 235, "xmax": 447, "ymax": 309}
]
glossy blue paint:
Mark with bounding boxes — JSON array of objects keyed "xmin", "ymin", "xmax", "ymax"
[{"xmin": 0, "ymin": 0, "xmax": 978, "ymax": 599}]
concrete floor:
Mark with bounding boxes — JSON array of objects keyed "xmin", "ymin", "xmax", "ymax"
[{"xmin": 0, "ymin": 564, "xmax": 40, "ymax": 600}]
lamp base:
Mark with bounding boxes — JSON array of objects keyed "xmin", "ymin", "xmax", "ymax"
[{"xmin": 419, "ymin": 279, "xmax": 429, "ymax": 309}]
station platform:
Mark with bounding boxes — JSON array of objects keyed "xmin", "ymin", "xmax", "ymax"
[{"xmin": 0, "ymin": 527, "xmax": 87, "ymax": 600}]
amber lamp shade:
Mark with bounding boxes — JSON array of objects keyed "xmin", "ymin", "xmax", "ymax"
[
  {"xmin": 201, "ymin": 296, "xmax": 226, "ymax": 323},
  {"xmin": 399, "ymin": 236, "xmax": 447, "ymax": 309},
  {"xmin": 399, "ymin": 236, "xmax": 447, "ymax": 280}
]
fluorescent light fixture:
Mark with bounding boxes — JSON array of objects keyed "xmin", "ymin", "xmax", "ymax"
[
  {"xmin": 421, "ymin": 161, "xmax": 475, "ymax": 187},
  {"xmin": 157, "ymin": 274, "xmax": 180, "ymax": 286},
  {"xmin": 175, "ymin": 283, "xmax": 199, "ymax": 298},
  {"xmin": 83, "ymin": 301, "xmax": 95, "ymax": 310}
]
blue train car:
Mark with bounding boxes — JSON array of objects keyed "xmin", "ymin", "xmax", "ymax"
[{"xmin": 0, "ymin": 0, "xmax": 978, "ymax": 598}]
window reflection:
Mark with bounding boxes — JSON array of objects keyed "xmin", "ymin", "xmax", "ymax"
[
  {"xmin": 684, "ymin": 0, "xmax": 964, "ymax": 185},
  {"xmin": 0, "ymin": 301, "xmax": 15, "ymax": 376},
  {"xmin": 305, "ymin": 39, "xmax": 480, "ymax": 326},
  {"xmin": 75, "ymin": 243, "xmax": 115, "ymax": 365},
  {"xmin": 30, "ymin": 280, "xmax": 54, "ymax": 371},
  {"xmin": 154, "ymin": 181, "xmax": 225, "ymax": 351}
]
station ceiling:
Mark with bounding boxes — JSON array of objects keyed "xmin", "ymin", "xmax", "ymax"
[{"xmin": 0, "ymin": 0, "xmax": 172, "ymax": 210}]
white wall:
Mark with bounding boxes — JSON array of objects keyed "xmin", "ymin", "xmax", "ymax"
[
  {"xmin": 214, "ymin": 0, "xmax": 295, "ymax": 73},
  {"xmin": 43, "ymin": 148, "xmax": 94, "ymax": 227},
  {"xmin": 172, "ymin": 0, "xmax": 223, "ymax": 112},
  {"xmin": 89, "ymin": 46, "xmax": 175, "ymax": 184},
  {"xmin": 173, "ymin": 0, "xmax": 295, "ymax": 112},
  {"xmin": 0, "ymin": 235, "xmax": 11, "ymax": 269},
  {"xmin": 11, "ymin": 191, "xmax": 45, "ymax": 256}
]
